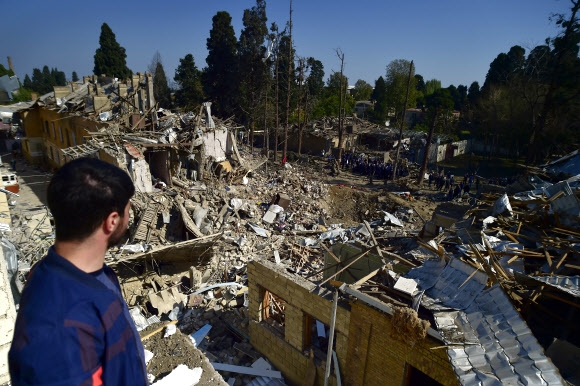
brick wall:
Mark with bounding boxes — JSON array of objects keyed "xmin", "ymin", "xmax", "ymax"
[
  {"xmin": 248, "ymin": 260, "xmax": 348, "ymax": 385},
  {"xmin": 345, "ymin": 301, "xmax": 459, "ymax": 386},
  {"xmin": 248, "ymin": 259, "xmax": 459, "ymax": 386}
]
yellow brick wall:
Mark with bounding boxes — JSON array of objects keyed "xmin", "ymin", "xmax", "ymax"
[
  {"xmin": 248, "ymin": 260, "xmax": 345, "ymax": 386},
  {"xmin": 345, "ymin": 301, "xmax": 459, "ymax": 386},
  {"xmin": 248, "ymin": 260, "xmax": 460, "ymax": 386}
]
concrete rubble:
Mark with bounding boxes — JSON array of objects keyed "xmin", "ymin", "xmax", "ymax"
[{"xmin": 4, "ymin": 81, "xmax": 580, "ymax": 384}]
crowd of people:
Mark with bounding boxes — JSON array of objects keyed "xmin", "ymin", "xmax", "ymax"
[{"xmin": 337, "ymin": 152, "xmax": 409, "ymax": 181}]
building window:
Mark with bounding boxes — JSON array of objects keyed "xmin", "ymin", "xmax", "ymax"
[
  {"xmin": 65, "ymin": 129, "xmax": 70, "ymax": 147},
  {"xmin": 44, "ymin": 121, "xmax": 49, "ymax": 136},
  {"xmin": 72, "ymin": 131, "xmax": 77, "ymax": 146},
  {"xmin": 304, "ymin": 314, "xmax": 334, "ymax": 359},
  {"xmin": 51, "ymin": 122, "xmax": 56, "ymax": 139},
  {"xmin": 59, "ymin": 126, "xmax": 63, "ymax": 143},
  {"xmin": 261, "ymin": 289, "xmax": 286, "ymax": 338},
  {"xmin": 49, "ymin": 146, "xmax": 53, "ymax": 160}
]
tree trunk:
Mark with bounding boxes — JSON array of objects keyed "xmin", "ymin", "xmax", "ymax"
[
  {"xmin": 283, "ymin": 0, "xmax": 293, "ymax": 161},
  {"xmin": 392, "ymin": 60, "xmax": 413, "ymax": 181},
  {"xmin": 418, "ymin": 109, "xmax": 438, "ymax": 185}
]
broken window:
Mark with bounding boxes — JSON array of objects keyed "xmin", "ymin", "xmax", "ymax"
[
  {"xmin": 260, "ymin": 288, "xmax": 286, "ymax": 337},
  {"xmin": 44, "ymin": 120, "xmax": 49, "ymax": 136},
  {"xmin": 303, "ymin": 314, "xmax": 334, "ymax": 360}
]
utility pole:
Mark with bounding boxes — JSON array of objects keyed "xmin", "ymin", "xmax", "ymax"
[
  {"xmin": 392, "ymin": 60, "xmax": 413, "ymax": 181},
  {"xmin": 336, "ymin": 49, "xmax": 345, "ymax": 161},
  {"xmin": 283, "ymin": 0, "xmax": 293, "ymax": 161},
  {"xmin": 297, "ymin": 57, "xmax": 305, "ymax": 155}
]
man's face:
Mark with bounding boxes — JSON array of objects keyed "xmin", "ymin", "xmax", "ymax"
[{"xmin": 108, "ymin": 201, "xmax": 131, "ymax": 248}]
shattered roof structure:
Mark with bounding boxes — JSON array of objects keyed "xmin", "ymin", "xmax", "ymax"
[{"xmin": 408, "ymin": 258, "xmax": 564, "ymax": 385}]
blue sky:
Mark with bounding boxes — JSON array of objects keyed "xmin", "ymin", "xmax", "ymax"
[{"xmin": 1, "ymin": 0, "xmax": 572, "ymax": 90}]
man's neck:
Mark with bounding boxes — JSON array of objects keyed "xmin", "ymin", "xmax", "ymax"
[{"xmin": 54, "ymin": 238, "xmax": 107, "ymax": 273}]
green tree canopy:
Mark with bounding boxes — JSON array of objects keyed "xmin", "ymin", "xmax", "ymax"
[
  {"xmin": 93, "ymin": 23, "xmax": 132, "ymax": 79},
  {"xmin": 0, "ymin": 64, "xmax": 14, "ymax": 77},
  {"xmin": 385, "ymin": 59, "xmax": 420, "ymax": 122},
  {"xmin": 238, "ymin": 0, "xmax": 269, "ymax": 127},
  {"xmin": 150, "ymin": 52, "xmax": 172, "ymax": 109},
  {"xmin": 174, "ymin": 54, "xmax": 203, "ymax": 110},
  {"xmin": 305, "ymin": 57, "xmax": 324, "ymax": 100},
  {"xmin": 352, "ymin": 79, "xmax": 373, "ymax": 101},
  {"xmin": 204, "ymin": 11, "xmax": 239, "ymax": 118},
  {"xmin": 370, "ymin": 76, "xmax": 388, "ymax": 125},
  {"xmin": 72, "ymin": 71, "xmax": 79, "ymax": 82}
]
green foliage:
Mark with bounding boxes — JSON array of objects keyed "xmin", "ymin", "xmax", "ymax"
[
  {"xmin": 306, "ymin": 57, "xmax": 324, "ymax": 99},
  {"xmin": 385, "ymin": 59, "xmax": 420, "ymax": 121},
  {"xmin": 11, "ymin": 88, "xmax": 33, "ymax": 102},
  {"xmin": 311, "ymin": 93, "xmax": 355, "ymax": 118},
  {"xmin": 72, "ymin": 71, "xmax": 79, "ymax": 82},
  {"xmin": 0, "ymin": 64, "xmax": 14, "ymax": 77},
  {"xmin": 204, "ymin": 11, "xmax": 239, "ymax": 118},
  {"xmin": 370, "ymin": 76, "xmax": 388, "ymax": 124},
  {"xmin": 237, "ymin": 0, "xmax": 269, "ymax": 127},
  {"xmin": 424, "ymin": 79, "xmax": 441, "ymax": 95},
  {"xmin": 93, "ymin": 23, "xmax": 132, "ymax": 79},
  {"xmin": 25, "ymin": 65, "xmax": 66, "ymax": 94},
  {"xmin": 153, "ymin": 61, "xmax": 172, "ymax": 109},
  {"xmin": 174, "ymin": 54, "xmax": 203, "ymax": 110},
  {"xmin": 352, "ymin": 79, "xmax": 373, "ymax": 101}
]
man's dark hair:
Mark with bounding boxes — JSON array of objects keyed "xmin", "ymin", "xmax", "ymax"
[{"xmin": 47, "ymin": 157, "xmax": 135, "ymax": 241}]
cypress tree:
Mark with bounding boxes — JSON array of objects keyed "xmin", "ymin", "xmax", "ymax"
[
  {"xmin": 153, "ymin": 61, "xmax": 172, "ymax": 109},
  {"xmin": 174, "ymin": 54, "xmax": 203, "ymax": 110},
  {"xmin": 93, "ymin": 23, "xmax": 132, "ymax": 79},
  {"xmin": 72, "ymin": 71, "xmax": 79, "ymax": 82},
  {"xmin": 205, "ymin": 11, "xmax": 239, "ymax": 118}
]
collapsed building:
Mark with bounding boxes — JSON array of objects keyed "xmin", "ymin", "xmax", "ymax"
[{"xmin": 1, "ymin": 75, "xmax": 579, "ymax": 385}]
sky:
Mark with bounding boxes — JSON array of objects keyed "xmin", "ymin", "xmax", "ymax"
[{"xmin": 1, "ymin": 0, "xmax": 573, "ymax": 90}]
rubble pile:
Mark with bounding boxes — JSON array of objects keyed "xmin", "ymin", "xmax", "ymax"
[{"xmin": 7, "ymin": 74, "xmax": 580, "ymax": 383}]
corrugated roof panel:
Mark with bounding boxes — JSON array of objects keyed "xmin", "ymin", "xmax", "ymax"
[
  {"xmin": 532, "ymin": 275, "xmax": 580, "ymax": 298},
  {"xmin": 407, "ymin": 258, "xmax": 565, "ymax": 385}
]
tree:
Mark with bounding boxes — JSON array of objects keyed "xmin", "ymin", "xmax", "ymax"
[
  {"xmin": 72, "ymin": 71, "xmax": 79, "ymax": 82},
  {"xmin": 0, "ymin": 64, "xmax": 14, "ymax": 77},
  {"xmin": 153, "ymin": 61, "xmax": 172, "ymax": 109},
  {"xmin": 306, "ymin": 57, "xmax": 324, "ymax": 100},
  {"xmin": 174, "ymin": 54, "xmax": 203, "ymax": 110},
  {"xmin": 352, "ymin": 79, "xmax": 373, "ymax": 101},
  {"xmin": 51, "ymin": 67, "xmax": 66, "ymax": 86},
  {"xmin": 23, "ymin": 74, "xmax": 32, "ymax": 89},
  {"xmin": 238, "ymin": 0, "xmax": 269, "ymax": 148},
  {"xmin": 370, "ymin": 76, "xmax": 388, "ymax": 125},
  {"xmin": 93, "ymin": 23, "xmax": 132, "ymax": 79},
  {"xmin": 527, "ymin": 0, "xmax": 580, "ymax": 162},
  {"xmin": 424, "ymin": 79, "xmax": 441, "ymax": 96},
  {"xmin": 204, "ymin": 11, "xmax": 239, "ymax": 118},
  {"xmin": 385, "ymin": 59, "xmax": 420, "ymax": 126},
  {"xmin": 418, "ymin": 88, "xmax": 454, "ymax": 185}
]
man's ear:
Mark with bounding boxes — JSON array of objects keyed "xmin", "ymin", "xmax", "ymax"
[{"xmin": 103, "ymin": 211, "xmax": 121, "ymax": 235}]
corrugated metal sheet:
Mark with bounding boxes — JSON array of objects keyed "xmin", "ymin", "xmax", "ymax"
[
  {"xmin": 531, "ymin": 275, "xmax": 580, "ymax": 298},
  {"xmin": 406, "ymin": 258, "xmax": 565, "ymax": 385}
]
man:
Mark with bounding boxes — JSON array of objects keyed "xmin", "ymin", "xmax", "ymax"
[{"xmin": 9, "ymin": 157, "xmax": 148, "ymax": 385}]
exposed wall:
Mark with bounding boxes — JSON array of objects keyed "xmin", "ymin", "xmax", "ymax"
[
  {"xmin": 345, "ymin": 301, "xmax": 459, "ymax": 386},
  {"xmin": 248, "ymin": 260, "xmax": 349, "ymax": 386}
]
